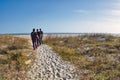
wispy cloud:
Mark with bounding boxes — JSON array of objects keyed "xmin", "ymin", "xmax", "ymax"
[
  {"xmin": 72, "ymin": 0, "xmax": 120, "ymax": 33},
  {"xmin": 97, "ymin": 10, "xmax": 120, "ymax": 23},
  {"xmin": 65, "ymin": 20, "xmax": 120, "ymax": 33},
  {"xmin": 74, "ymin": 10, "xmax": 90, "ymax": 14},
  {"xmin": 74, "ymin": 9, "xmax": 120, "ymax": 16},
  {"xmin": 106, "ymin": 10, "xmax": 120, "ymax": 16}
]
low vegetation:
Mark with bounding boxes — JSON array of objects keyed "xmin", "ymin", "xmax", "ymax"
[
  {"xmin": 44, "ymin": 34, "xmax": 120, "ymax": 80},
  {"xmin": 0, "ymin": 35, "xmax": 35, "ymax": 80}
]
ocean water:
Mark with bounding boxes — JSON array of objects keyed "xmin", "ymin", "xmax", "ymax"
[
  {"xmin": 0, "ymin": 33, "xmax": 120, "ymax": 39},
  {"xmin": 11, "ymin": 33, "xmax": 85, "ymax": 39}
]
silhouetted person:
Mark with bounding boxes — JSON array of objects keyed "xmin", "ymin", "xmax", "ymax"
[
  {"xmin": 31, "ymin": 28, "xmax": 38, "ymax": 50},
  {"xmin": 36, "ymin": 29, "xmax": 40, "ymax": 46},
  {"xmin": 39, "ymin": 28, "xmax": 43, "ymax": 45}
]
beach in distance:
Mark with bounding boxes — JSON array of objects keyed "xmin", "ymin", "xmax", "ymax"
[{"xmin": 4, "ymin": 33, "xmax": 120, "ymax": 39}]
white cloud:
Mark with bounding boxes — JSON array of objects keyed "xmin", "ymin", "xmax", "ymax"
[
  {"xmin": 103, "ymin": 18, "xmax": 120, "ymax": 23},
  {"xmin": 60, "ymin": 20, "xmax": 120, "ymax": 33},
  {"xmin": 74, "ymin": 9, "xmax": 120, "ymax": 17},
  {"xmin": 78, "ymin": 21, "xmax": 120, "ymax": 33},
  {"xmin": 72, "ymin": 0, "xmax": 120, "ymax": 33},
  {"xmin": 74, "ymin": 10, "xmax": 90, "ymax": 14},
  {"xmin": 106, "ymin": 10, "xmax": 120, "ymax": 16}
]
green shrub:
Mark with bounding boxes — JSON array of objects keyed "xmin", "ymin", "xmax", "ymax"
[{"xmin": 44, "ymin": 34, "xmax": 120, "ymax": 79}]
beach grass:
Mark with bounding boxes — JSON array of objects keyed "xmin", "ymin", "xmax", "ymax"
[
  {"xmin": 44, "ymin": 34, "xmax": 120, "ymax": 80},
  {"xmin": 0, "ymin": 35, "xmax": 35, "ymax": 80}
]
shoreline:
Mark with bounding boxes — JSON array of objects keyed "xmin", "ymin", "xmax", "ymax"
[
  {"xmin": 1, "ymin": 33, "xmax": 119, "ymax": 40},
  {"xmin": 0, "ymin": 33, "xmax": 120, "ymax": 36}
]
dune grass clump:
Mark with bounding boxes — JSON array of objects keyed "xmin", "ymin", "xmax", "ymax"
[
  {"xmin": 0, "ymin": 35, "xmax": 34, "ymax": 80},
  {"xmin": 44, "ymin": 34, "xmax": 120, "ymax": 80}
]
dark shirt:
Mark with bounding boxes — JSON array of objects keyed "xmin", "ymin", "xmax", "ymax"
[
  {"xmin": 40, "ymin": 30, "xmax": 43, "ymax": 38},
  {"xmin": 31, "ymin": 32, "xmax": 37, "ymax": 41},
  {"xmin": 37, "ymin": 31, "xmax": 40, "ymax": 38}
]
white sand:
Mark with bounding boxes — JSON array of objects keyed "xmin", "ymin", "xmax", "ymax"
[{"xmin": 27, "ymin": 44, "xmax": 78, "ymax": 80}]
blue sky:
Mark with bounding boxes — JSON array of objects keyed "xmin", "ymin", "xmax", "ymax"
[{"xmin": 0, "ymin": 0, "xmax": 120, "ymax": 33}]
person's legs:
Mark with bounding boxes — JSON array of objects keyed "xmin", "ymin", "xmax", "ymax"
[
  {"xmin": 37, "ymin": 38, "xmax": 40, "ymax": 46},
  {"xmin": 32, "ymin": 40, "xmax": 35, "ymax": 50},
  {"xmin": 33, "ymin": 41, "xmax": 36, "ymax": 50},
  {"xmin": 33, "ymin": 39, "xmax": 37, "ymax": 50},
  {"xmin": 41, "ymin": 37, "xmax": 43, "ymax": 44},
  {"xmin": 36, "ymin": 38, "xmax": 38, "ymax": 47},
  {"xmin": 39, "ymin": 38, "xmax": 41, "ymax": 45},
  {"xmin": 35, "ymin": 40, "xmax": 38, "ymax": 49}
]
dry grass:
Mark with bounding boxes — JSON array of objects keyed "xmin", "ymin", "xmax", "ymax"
[
  {"xmin": 44, "ymin": 34, "xmax": 120, "ymax": 80},
  {"xmin": 0, "ymin": 35, "xmax": 35, "ymax": 80}
]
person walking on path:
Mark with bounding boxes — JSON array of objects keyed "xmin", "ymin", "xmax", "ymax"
[
  {"xmin": 31, "ymin": 28, "xmax": 38, "ymax": 50},
  {"xmin": 36, "ymin": 29, "xmax": 40, "ymax": 46},
  {"xmin": 39, "ymin": 28, "xmax": 43, "ymax": 45}
]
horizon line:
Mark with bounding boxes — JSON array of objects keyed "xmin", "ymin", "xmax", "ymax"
[{"xmin": 0, "ymin": 32, "xmax": 120, "ymax": 35}]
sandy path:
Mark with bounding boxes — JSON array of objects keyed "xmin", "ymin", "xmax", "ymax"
[{"xmin": 27, "ymin": 44, "xmax": 78, "ymax": 80}]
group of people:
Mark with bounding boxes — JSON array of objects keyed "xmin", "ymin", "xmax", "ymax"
[{"xmin": 31, "ymin": 28, "xmax": 43, "ymax": 50}]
